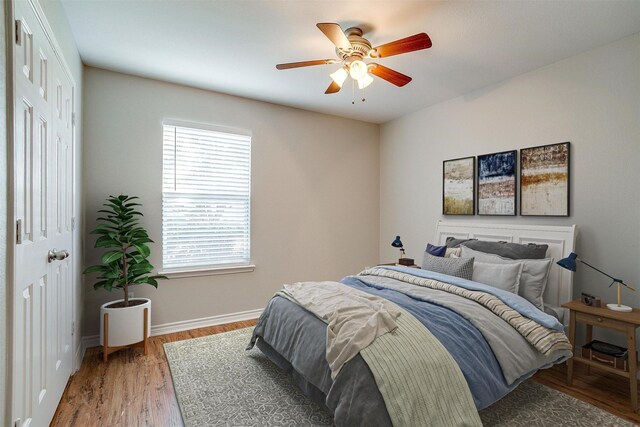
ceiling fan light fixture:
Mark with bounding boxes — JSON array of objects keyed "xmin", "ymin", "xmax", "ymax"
[
  {"xmin": 357, "ymin": 74, "xmax": 374, "ymax": 89},
  {"xmin": 349, "ymin": 60, "xmax": 368, "ymax": 80},
  {"xmin": 330, "ymin": 67, "xmax": 349, "ymax": 87},
  {"xmin": 275, "ymin": 23, "xmax": 431, "ymax": 97}
]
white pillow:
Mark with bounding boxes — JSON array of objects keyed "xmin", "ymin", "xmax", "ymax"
[
  {"xmin": 472, "ymin": 261, "xmax": 523, "ymax": 294},
  {"xmin": 460, "ymin": 246, "xmax": 553, "ymax": 310}
]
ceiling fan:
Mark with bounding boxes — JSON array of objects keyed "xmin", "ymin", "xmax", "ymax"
[{"xmin": 276, "ymin": 23, "xmax": 432, "ymax": 95}]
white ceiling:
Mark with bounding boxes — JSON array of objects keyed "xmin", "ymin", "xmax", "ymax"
[{"xmin": 60, "ymin": 1, "xmax": 640, "ymax": 124}]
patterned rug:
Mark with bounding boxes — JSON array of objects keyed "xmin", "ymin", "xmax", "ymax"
[{"xmin": 164, "ymin": 327, "xmax": 633, "ymax": 427}]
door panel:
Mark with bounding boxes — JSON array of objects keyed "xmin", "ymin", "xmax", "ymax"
[{"xmin": 12, "ymin": 1, "xmax": 76, "ymax": 426}]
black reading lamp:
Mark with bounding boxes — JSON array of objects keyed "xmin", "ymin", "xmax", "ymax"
[
  {"xmin": 557, "ymin": 252, "xmax": 636, "ymax": 312},
  {"xmin": 391, "ymin": 236, "xmax": 414, "ymax": 266}
]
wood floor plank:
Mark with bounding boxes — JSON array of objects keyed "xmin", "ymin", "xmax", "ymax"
[
  {"xmin": 53, "ymin": 319, "xmax": 640, "ymax": 425},
  {"xmin": 52, "ymin": 320, "xmax": 256, "ymax": 426}
]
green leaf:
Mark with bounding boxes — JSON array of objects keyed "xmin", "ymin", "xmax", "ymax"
[
  {"xmin": 83, "ymin": 265, "xmax": 109, "ymax": 274},
  {"xmin": 134, "ymin": 244, "xmax": 151, "ymax": 257},
  {"xmin": 127, "ymin": 272, "xmax": 145, "ymax": 281},
  {"xmin": 104, "ymin": 201, "xmax": 122, "ymax": 210},
  {"xmin": 93, "ymin": 279, "xmax": 114, "ymax": 290},
  {"xmin": 135, "ymin": 276, "xmax": 157, "ymax": 287},
  {"xmin": 97, "ymin": 216, "xmax": 122, "ymax": 224},
  {"xmin": 103, "ymin": 270, "xmax": 120, "ymax": 280},
  {"xmin": 126, "ymin": 253, "xmax": 146, "ymax": 264},
  {"xmin": 131, "ymin": 236, "xmax": 153, "ymax": 245},
  {"xmin": 101, "ymin": 250, "xmax": 124, "ymax": 264},
  {"xmin": 129, "ymin": 263, "xmax": 153, "ymax": 275},
  {"xmin": 93, "ymin": 225, "xmax": 119, "ymax": 233},
  {"xmin": 94, "ymin": 236, "xmax": 120, "ymax": 248}
]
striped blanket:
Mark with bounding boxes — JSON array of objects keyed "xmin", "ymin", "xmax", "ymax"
[{"xmin": 359, "ymin": 267, "xmax": 572, "ymax": 356}]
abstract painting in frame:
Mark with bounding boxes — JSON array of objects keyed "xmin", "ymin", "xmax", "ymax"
[
  {"xmin": 520, "ymin": 142, "xmax": 570, "ymax": 216},
  {"xmin": 443, "ymin": 156, "xmax": 475, "ymax": 215},
  {"xmin": 477, "ymin": 150, "xmax": 517, "ymax": 216}
]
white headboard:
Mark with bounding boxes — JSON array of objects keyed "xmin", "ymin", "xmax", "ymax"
[{"xmin": 435, "ymin": 221, "xmax": 577, "ymax": 311}]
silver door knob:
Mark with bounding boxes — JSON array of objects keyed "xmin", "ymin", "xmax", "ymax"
[{"xmin": 48, "ymin": 249, "xmax": 70, "ymax": 263}]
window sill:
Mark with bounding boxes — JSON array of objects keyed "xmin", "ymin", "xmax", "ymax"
[{"xmin": 159, "ymin": 264, "xmax": 256, "ymax": 279}]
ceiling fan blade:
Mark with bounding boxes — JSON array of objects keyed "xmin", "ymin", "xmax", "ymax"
[
  {"xmin": 325, "ymin": 81, "xmax": 341, "ymax": 94},
  {"xmin": 369, "ymin": 64, "xmax": 412, "ymax": 87},
  {"xmin": 372, "ymin": 33, "xmax": 432, "ymax": 58},
  {"xmin": 276, "ymin": 59, "xmax": 336, "ymax": 70},
  {"xmin": 316, "ymin": 23, "xmax": 352, "ymax": 51}
]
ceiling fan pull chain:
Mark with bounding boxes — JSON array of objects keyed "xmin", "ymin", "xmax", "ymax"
[{"xmin": 351, "ymin": 79, "xmax": 355, "ymax": 105}]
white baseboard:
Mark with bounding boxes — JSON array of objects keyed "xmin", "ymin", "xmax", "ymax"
[
  {"xmin": 74, "ymin": 343, "xmax": 84, "ymax": 372},
  {"xmin": 81, "ymin": 308, "xmax": 263, "ymax": 351}
]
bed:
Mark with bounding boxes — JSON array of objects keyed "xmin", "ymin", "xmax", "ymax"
[{"xmin": 248, "ymin": 222, "xmax": 578, "ymax": 426}]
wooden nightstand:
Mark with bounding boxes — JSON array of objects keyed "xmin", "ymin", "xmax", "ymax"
[
  {"xmin": 379, "ymin": 263, "xmax": 420, "ymax": 268},
  {"xmin": 563, "ymin": 299, "xmax": 640, "ymax": 411}
]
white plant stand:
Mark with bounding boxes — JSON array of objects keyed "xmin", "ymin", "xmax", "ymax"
[{"xmin": 100, "ymin": 298, "xmax": 151, "ymax": 362}]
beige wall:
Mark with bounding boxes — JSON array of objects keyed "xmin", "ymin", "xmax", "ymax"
[
  {"xmin": 82, "ymin": 67, "xmax": 380, "ymax": 336},
  {"xmin": 379, "ymin": 33, "xmax": 640, "ymax": 343}
]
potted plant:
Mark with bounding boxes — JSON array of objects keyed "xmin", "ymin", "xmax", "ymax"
[{"xmin": 84, "ymin": 194, "xmax": 167, "ymax": 361}]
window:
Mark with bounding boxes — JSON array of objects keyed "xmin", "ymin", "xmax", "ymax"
[{"xmin": 162, "ymin": 120, "xmax": 252, "ymax": 274}]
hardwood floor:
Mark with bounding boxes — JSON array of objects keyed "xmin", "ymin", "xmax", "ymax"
[
  {"xmin": 53, "ymin": 319, "xmax": 640, "ymax": 426},
  {"xmin": 533, "ymin": 363, "xmax": 640, "ymax": 425},
  {"xmin": 51, "ymin": 320, "xmax": 256, "ymax": 426}
]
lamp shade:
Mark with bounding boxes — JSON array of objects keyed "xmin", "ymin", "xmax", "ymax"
[
  {"xmin": 349, "ymin": 60, "xmax": 368, "ymax": 80},
  {"xmin": 357, "ymin": 74, "xmax": 374, "ymax": 89},
  {"xmin": 330, "ymin": 67, "xmax": 348, "ymax": 87},
  {"xmin": 557, "ymin": 252, "xmax": 578, "ymax": 272},
  {"xmin": 391, "ymin": 236, "xmax": 403, "ymax": 249}
]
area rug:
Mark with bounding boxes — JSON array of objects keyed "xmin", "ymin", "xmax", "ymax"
[{"xmin": 164, "ymin": 327, "xmax": 634, "ymax": 427}]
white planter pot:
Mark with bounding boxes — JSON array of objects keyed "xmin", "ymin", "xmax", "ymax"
[{"xmin": 100, "ymin": 298, "xmax": 151, "ymax": 347}]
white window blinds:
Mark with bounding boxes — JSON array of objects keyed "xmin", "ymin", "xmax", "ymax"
[{"xmin": 162, "ymin": 121, "xmax": 251, "ymax": 271}]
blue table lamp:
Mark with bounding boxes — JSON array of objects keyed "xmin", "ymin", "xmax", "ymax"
[
  {"xmin": 391, "ymin": 236, "xmax": 415, "ymax": 266},
  {"xmin": 391, "ymin": 236, "xmax": 406, "ymax": 259},
  {"xmin": 557, "ymin": 252, "xmax": 636, "ymax": 312}
]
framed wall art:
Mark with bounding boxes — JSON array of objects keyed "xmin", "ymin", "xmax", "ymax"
[
  {"xmin": 477, "ymin": 150, "xmax": 517, "ymax": 216},
  {"xmin": 520, "ymin": 142, "xmax": 570, "ymax": 216},
  {"xmin": 443, "ymin": 156, "xmax": 475, "ymax": 215}
]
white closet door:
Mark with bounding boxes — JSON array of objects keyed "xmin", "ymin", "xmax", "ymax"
[{"xmin": 12, "ymin": 0, "xmax": 75, "ymax": 425}]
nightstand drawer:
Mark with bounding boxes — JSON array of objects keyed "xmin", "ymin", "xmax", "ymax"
[{"xmin": 576, "ymin": 312, "xmax": 629, "ymax": 332}]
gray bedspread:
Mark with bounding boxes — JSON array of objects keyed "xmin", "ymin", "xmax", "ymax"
[{"xmin": 251, "ymin": 296, "xmax": 393, "ymax": 426}]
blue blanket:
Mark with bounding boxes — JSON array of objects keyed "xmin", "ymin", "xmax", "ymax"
[
  {"xmin": 379, "ymin": 266, "xmax": 564, "ymax": 331},
  {"xmin": 341, "ymin": 275, "xmax": 511, "ymax": 409}
]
